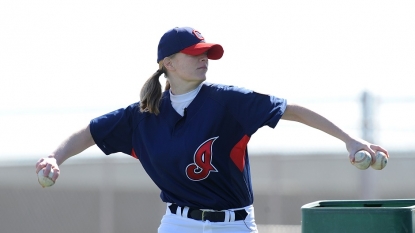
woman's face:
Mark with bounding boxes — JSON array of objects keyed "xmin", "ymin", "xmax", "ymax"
[{"xmin": 169, "ymin": 52, "xmax": 209, "ymax": 83}]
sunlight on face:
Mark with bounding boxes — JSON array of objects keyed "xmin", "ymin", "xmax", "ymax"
[{"xmin": 170, "ymin": 52, "xmax": 209, "ymax": 83}]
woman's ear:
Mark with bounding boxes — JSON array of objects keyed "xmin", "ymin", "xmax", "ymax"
[{"xmin": 163, "ymin": 57, "xmax": 175, "ymax": 71}]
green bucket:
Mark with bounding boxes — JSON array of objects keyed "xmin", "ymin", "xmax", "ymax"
[{"xmin": 301, "ymin": 199, "xmax": 415, "ymax": 233}]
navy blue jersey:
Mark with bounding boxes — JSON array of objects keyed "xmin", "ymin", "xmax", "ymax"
[{"xmin": 90, "ymin": 83, "xmax": 287, "ymax": 210}]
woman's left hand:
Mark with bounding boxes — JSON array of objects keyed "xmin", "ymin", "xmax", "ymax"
[{"xmin": 346, "ymin": 137, "xmax": 389, "ymax": 165}]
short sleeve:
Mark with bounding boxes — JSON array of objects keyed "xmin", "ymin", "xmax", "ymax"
[
  {"xmin": 89, "ymin": 103, "xmax": 138, "ymax": 155},
  {"xmin": 218, "ymin": 85, "xmax": 287, "ymax": 135}
]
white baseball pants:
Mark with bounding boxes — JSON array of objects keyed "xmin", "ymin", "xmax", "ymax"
[{"xmin": 158, "ymin": 203, "xmax": 258, "ymax": 233}]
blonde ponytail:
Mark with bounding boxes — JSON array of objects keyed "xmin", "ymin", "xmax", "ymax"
[{"xmin": 139, "ymin": 63, "xmax": 166, "ymax": 115}]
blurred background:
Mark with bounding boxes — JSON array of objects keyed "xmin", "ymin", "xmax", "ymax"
[{"xmin": 1, "ymin": 0, "xmax": 414, "ymax": 232}]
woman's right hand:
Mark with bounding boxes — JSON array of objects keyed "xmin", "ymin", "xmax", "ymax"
[
  {"xmin": 35, "ymin": 156, "xmax": 60, "ymax": 184},
  {"xmin": 33, "ymin": 124, "xmax": 95, "ymax": 187}
]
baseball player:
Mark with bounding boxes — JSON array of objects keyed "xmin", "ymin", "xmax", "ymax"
[{"xmin": 35, "ymin": 27, "xmax": 389, "ymax": 233}]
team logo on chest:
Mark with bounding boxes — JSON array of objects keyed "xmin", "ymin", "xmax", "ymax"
[{"xmin": 186, "ymin": 137, "xmax": 219, "ymax": 181}]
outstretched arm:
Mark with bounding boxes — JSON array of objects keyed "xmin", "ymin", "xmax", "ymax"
[
  {"xmin": 281, "ymin": 104, "xmax": 389, "ymax": 162},
  {"xmin": 35, "ymin": 124, "xmax": 95, "ymax": 182}
]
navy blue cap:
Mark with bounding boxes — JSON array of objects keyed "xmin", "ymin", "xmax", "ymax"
[{"xmin": 157, "ymin": 27, "xmax": 224, "ymax": 63}]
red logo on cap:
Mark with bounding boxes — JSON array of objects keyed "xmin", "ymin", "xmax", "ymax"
[{"xmin": 193, "ymin": 30, "xmax": 204, "ymax": 41}]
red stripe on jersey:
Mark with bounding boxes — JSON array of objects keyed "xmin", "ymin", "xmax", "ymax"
[
  {"xmin": 230, "ymin": 135, "xmax": 250, "ymax": 172},
  {"xmin": 131, "ymin": 148, "xmax": 139, "ymax": 159}
]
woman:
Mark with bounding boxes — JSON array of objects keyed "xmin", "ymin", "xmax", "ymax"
[{"xmin": 36, "ymin": 27, "xmax": 388, "ymax": 233}]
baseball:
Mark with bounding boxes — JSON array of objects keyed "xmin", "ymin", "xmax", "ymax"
[
  {"xmin": 37, "ymin": 169, "xmax": 55, "ymax": 187},
  {"xmin": 371, "ymin": 151, "xmax": 388, "ymax": 170},
  {"xmin": 353, "ymin": 150, "xmax": 372, "ymax": 170}
]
